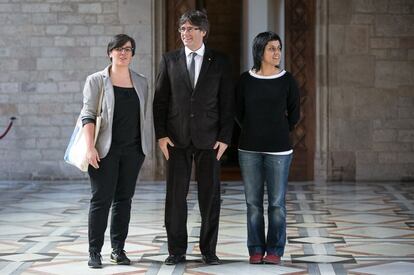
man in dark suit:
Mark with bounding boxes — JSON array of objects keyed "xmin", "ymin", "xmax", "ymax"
[{"xmin": 153, "ymin": 10, "xmax": 234, "ymax": 265}]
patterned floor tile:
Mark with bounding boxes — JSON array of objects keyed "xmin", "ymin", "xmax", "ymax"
[
  {"xmin": 288, "ymin": 222, "xmax": 337, "ymax": 228},
  {"xmin": 328, "ymin": 214, "xmax": 407, "ymax": 224},
  {"xmin": 350, "ymin": 261, "xmax": 414, "ymax": 275},
  {"xmin": 0, "ymin": 180, "xmax": 413, "ymax": 274},
  {"xmin": 221, "ymin": 203, "xmax": 247, "ymax": 211},
  {"xmin": 27, "ymin": 260, "xmax": 148, "ymax": 275},
  {"xmin": 0, "ymin": 241, "xmax": 22, "ymax": 253},
  {"xmin": 220, "ymin": 214, "xmax": 247, "ymax": 224},
  {"xmin": 291, "ymin": 254, "xmax": 355, "ymax": 264},
  {"xmin": 314, "ymin": 194, "xmax": 385, "ymax": 201},
  {"xmin": 337, "ymin": 242, "xmax": 414, "ymax": 256},
  {"xmin": 289, "ymin": 210, "xmax": 330, "ymax": 215},
  {"xmin": 189, "ymin": 262, "xmax": 306, "ymax": 275},
  {"xmin": 324, "ymin": 202, "xmax": 397, "ymax": 212},
  {"xmin": 218, "ymin": 226, "xmax": 248, "ymax": 238},
  {"xmin": 7, "ymin": 201, "xmax": 78, "ymax": 211},
  {"xmin": 154, "ymin": 235, "xmax": 199, "ymax": 244},
  {"xmin": 53, "ymin": 240, "xmax": 160, "ymax": 255},
  {"xmin": 0, "ymin": 225, "xmax": 45, "ymax": 236},
  {"xmin": 141, "ymin": 253, "xmax": 200, "ymax": 263},
  {"xmin": 212, "ymin": 242, "xmax": 249, "ymax": 256},
  {"xmin": 331, "ymin": 226, "xmax": 414, "ymax": 238},
  {"xmin": 0, "ymin": 212, "xmax": 62, "ymax": 223},
  {"xmin": 288, "ymin": 236, "xmax": 345, "ymax": 244},
  {"xmin": 0, "ymin": 253, "xmax": 57, "ymax": 262}
]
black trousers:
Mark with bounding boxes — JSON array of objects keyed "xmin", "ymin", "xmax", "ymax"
[
  {"xmin": 165, "ymin": 145, "xmax": 221, "ymax": 256},
  {"xmin": 88, "ymin": 148, "xmax": 145, "ymax": 253}
]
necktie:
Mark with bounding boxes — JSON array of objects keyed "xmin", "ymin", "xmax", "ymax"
[{"xmin": 188, "ymin": 52, "xmax": 197, "ymax": 88}]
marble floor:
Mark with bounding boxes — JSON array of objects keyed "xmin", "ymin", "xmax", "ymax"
[{"xmin": 0, "ymin": 180, "xmax": 413, "ymax": 275}]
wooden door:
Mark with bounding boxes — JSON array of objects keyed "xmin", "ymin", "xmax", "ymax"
[
  {"xmin": 166, "ymin": 0, "xmax": 196, "ymax": 51},
  {"xmin": 285, "ymin": 0, "xmax": 316, "ymax": 180},
  {"xmin": 165, "ymin": 0, "xmax": 315, "ymax": 181}
]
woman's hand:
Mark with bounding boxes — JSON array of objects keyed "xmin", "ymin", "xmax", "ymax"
[{"xmin": 87, "ymin": 147, "xmax": 100, "ymax": 169}]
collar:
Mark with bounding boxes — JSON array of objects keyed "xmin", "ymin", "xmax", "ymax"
[
  {"xmin": 249, "ymin": 69, "xmax": 286, "ymax": 79},
  {"xmin": 100, "ymin": 65, "xmax": 111, "ymax": 78},
  {"xmin": 185, "ymin": 43, "xmax": 205, "ymax": 57}
]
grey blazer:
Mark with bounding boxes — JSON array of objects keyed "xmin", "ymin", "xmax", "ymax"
[{"xmin": 80, "ymin": 65, "xmax": 151, "ymax": 158}]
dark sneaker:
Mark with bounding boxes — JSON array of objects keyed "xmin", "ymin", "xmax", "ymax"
[
  {"xmin": 110, "ymin": 249, "xmax": 131, "ymax": 265},
  {"xmin": 88, "ymin": 251, "xmax": 102, "ymax": 268},
  {"xmin": 202, "ymin": 254, "xmax": 220, "ymax": 265},
  {"xmin": 164, "ymin": 254, "xmax": 186, "ymax": 265}
]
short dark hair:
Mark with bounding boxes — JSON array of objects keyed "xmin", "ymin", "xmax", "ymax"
[
  {"xmin": 252, "ymin": 31, "xmax": 282, "ymax": 71},
  {"xmin": 107, "ymin": 34, "xmax": 136, "ymax": 60},
  {"xmin": 179, "ymin": 10, "xmax": 210, "ymax": 39}
]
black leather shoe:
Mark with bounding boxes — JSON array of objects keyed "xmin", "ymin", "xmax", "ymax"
[
  {"xmin": 165, "ymin": 254, "xmax": 186, "ymax": 265},
  {"xmin": 110, "ymin": 249, "xmax": 131, "ymax": 265},
  {"xmin": 202, "ymin": 254, "xmax": 220, "ymax": 265},
  {"xmin": 88, "ymin": 251, "xmax": 102, "ymax": 268}
]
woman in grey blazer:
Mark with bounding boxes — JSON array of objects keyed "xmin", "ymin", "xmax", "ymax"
[{"xmin": 80, "ymin": 34, "xmax": 151, "ymax": 268}]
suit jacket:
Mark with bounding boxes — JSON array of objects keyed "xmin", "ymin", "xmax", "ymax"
[
  {"xmin": 80, "ymin": 65, "xmax": 152, "ymax": 158},
  {"xmin": 153, "ymin": 47, "xmax": 234, "ymax": 149}
]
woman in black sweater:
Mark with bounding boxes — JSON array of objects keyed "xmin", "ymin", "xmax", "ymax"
[{"xmin": 236, "ymin": 31, "xmax": 300, "ymax": 265}]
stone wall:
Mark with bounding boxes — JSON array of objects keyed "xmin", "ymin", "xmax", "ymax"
[
  {"xmin": 2, "ymin": 0, "xmax": 413, "ymax": 181},
  {"xmin": 317, "ymin": 0, "xmax": 414, "ymax": 181},
  {"xmin": 0, "ymin": 0, "xmax": 157, "ymax": 180}
]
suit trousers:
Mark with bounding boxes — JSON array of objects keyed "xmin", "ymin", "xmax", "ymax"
[
  {"xmin": 88, "ymin": 147, "xmax": 145, "ymax": 253},
  {"xmin": 165, "ymin": 145, "xmax": 221, "ymax": 256}
]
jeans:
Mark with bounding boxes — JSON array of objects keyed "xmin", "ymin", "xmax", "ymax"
[{"xmin": 238, "ymin": 150, "xmax": 292, "ymax": 256}]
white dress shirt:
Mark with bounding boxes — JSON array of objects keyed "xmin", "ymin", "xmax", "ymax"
[{"xmin": 185, "ymin": 44, "xmax": 205, "ymax": 87}]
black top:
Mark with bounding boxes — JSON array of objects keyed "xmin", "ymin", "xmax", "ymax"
[
  {"xmin": 111, "ymin": 85, "xmax": 141, "ymax": 151},
  {"xmin": 235, "ymin": 70, "xmax": 300, "ymax": 152}
]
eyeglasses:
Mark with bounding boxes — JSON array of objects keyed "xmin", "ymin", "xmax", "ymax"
[
  {"xmin": 178, "ymin": 26, "xmax": 201, "ymax": 33},
  {"xmin": 113, "ymin": 47, "xmax": 134, "ymax": 53}
]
